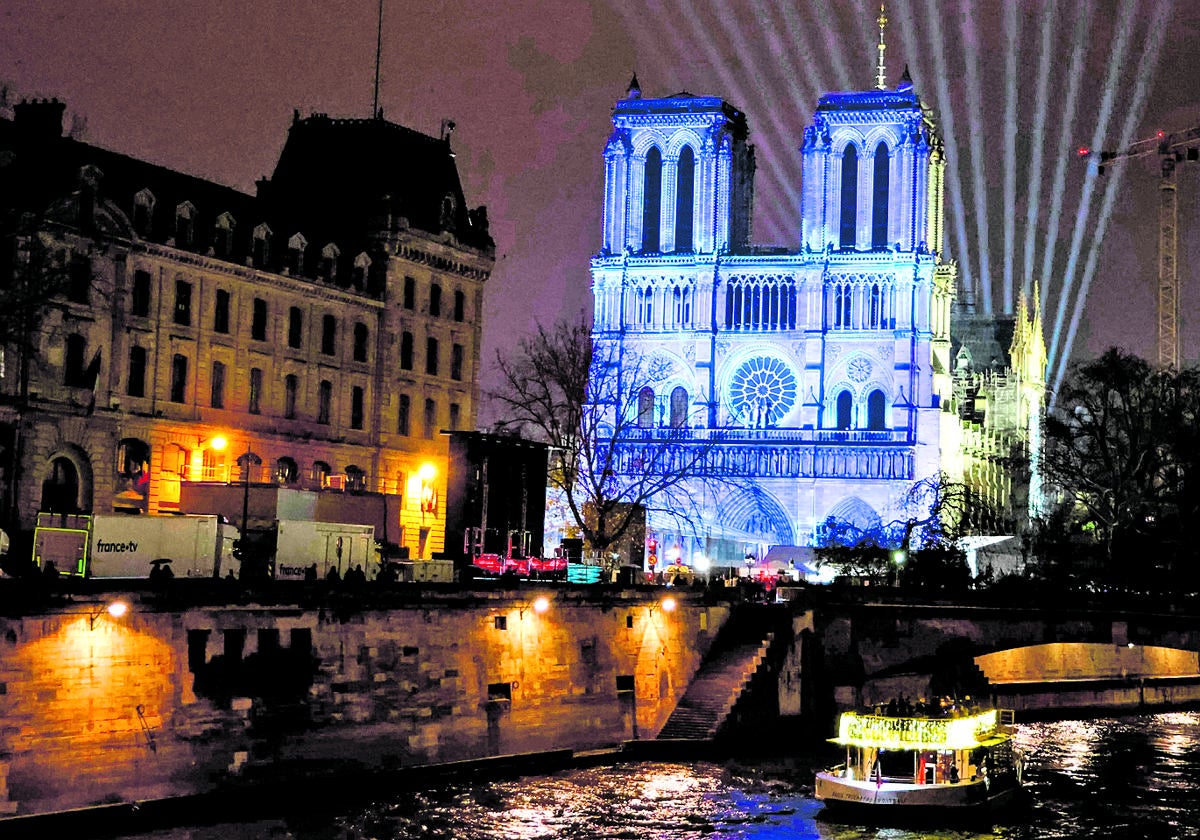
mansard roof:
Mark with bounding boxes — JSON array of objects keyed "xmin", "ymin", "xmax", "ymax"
[
  {"xmin": 258, "ymin": 111, "xmax": 493, "ymax": 253},
  {"xmin": 0, "ymin": 99, "xmax": 493, "ymax": 296}
]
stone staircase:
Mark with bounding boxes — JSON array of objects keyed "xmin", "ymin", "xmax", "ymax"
[{"xmin": 656, "ymin": 633, "xmax": 774, "ymax": 740}]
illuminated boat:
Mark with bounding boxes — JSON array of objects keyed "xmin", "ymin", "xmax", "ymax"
[{"xmin": 815, "ymin": 704, "xmax": 1023, "ymax": 814}]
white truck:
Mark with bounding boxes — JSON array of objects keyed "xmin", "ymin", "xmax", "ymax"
[
  {"xmin": 33, "ymin": 512, "xmax": 239, "ymax": 578},
  {"xmin": 273, "ymin": 520, "xmax": 377, "ymax": 581}
]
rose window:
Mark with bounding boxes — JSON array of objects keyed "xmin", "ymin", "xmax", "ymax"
[
  {"xmin": 729, "ymin": 356, "xmax": 797, "ymax": 427},
  {"xmin": 848, "ymin": 356, "xmax": 873, "ymax": 382}
]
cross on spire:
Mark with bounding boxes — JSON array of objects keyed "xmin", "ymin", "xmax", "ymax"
[{"xmin": 876, "ymin": 3, "xmax": 888, "ymax": 90}]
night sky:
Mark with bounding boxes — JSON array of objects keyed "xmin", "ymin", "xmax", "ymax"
[{"xmin": 3, "ymin": 0, "xmax": 1199, "ymax": 419}]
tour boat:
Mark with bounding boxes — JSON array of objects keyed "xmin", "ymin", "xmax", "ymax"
[{"xmin": 815, "ymin": 702, "xmax": 1024, "ymax": 816}]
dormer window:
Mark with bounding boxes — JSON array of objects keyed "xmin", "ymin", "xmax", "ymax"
[
  {"xmin": 352, "ymin": 252, "xmax": 371, "ymax": 288},
  {"xmin": 286, "ymin": 232, "xmax": 307, "ymax": 275},
  {"xmin": 440, "ymin": 193, "xmax": 457, "ymax": 229},
  {"xmin": 175, "ymin": 201, "xmax": 196, "ymax": 249},
  {"xmin": 252, "ymin": 223, "xmax": 271, "ymax": 268},
  {"xmin": 133, "ymin": 189, "xmax": 155, "ymax": 236},
  {"xmin": 320, "ymin": 242, "xmax": 340, "ymax": 283},
  {"xmin": 213, "ymin": 212, "xmax": 236, "ymax": 259}
]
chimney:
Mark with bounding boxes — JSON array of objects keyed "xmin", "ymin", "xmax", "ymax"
[{"xmin": 13, "ymin": 98, "xmax": 66, "ymax": 141}]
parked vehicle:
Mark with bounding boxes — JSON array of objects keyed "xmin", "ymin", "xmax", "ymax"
[
  {"xmin": 32, "ymin": 512, "xmax": 238, "ymax": 579},
  {"xmin": 273, "ymin": 520, "xmax": 377, "ymax": 581}
]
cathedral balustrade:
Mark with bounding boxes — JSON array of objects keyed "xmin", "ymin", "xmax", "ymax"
[
  {"xmin": 620, "ymin": 427, "xmax": 910, "ymax": 444},
  {"xmin": 613, "ymin": 439, "xmax": 915, "ymax": 480}
]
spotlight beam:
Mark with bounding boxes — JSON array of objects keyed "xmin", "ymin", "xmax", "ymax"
[
  {"xmin": 1001, "ymin": 1, "xmax": 1019, "ymax": 313},
  {"xmin": 1035, "ymin": 2, "xmax": 1092, "ymax": 313},
  {"xmin": 920, "ymin": 0, "xmax": 976, "ymax": 307},
  {"xmin": 1047, "ymin": 0, "xmax": 1139, "ymax": 371},
  {"xmin": 961, "ymin": 0, "xmax": 994, "ymax": 314},
  {"xmin": 1053, "ymin": 0, "xmax": 1174, "ymax": 398},
  {"xmin": 1020, "ymin": 0, "xmax": 1060, "ymax": 300}
]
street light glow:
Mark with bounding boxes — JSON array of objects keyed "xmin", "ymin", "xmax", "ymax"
[
  {"xmin": 533, "ymin": 596, "xmax": 550, "ymax": 614},
  {"xmin": 661, "ymin": 596, "xmax": 677, "ymax": 612}
]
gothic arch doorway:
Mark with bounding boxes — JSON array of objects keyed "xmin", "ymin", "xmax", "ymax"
[{"xmin": 41, "ymin": 450, "xmax": 92, "ymax": 514}]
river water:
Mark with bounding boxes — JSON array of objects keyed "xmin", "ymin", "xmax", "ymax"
[{"xmin": 126, "ymin": 711, "xmax": 1200, "ymax": 840}]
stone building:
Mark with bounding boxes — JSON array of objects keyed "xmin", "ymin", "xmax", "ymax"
[
  {"xmin": 589, "ymin": 66, "xmax": 1044, "ymax": 563},
  {"xmin": 0, "ymin": 98, "xmax": 493, "ymax": 560}
]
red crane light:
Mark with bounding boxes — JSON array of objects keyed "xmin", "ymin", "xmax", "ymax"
[
  {"xmin": 1157, "ymin": 130, "xmax": 1165, "ymax": 139},
  {"xmin": 1077, "ymin": 146, "xmax": 1090, "ymax": 157}
]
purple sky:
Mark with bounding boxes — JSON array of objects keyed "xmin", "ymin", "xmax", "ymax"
[{"xmin": 3, "ymin": 0, "xmax": 1199, "ymax": 415}]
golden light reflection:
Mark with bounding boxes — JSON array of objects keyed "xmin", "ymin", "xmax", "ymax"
[
  {"xmin": 532, "ymin": 596, "xmax": 550, "ymax": 614},
  {"xmin": 661, "ymin": 596, "xmax": 677, "ymax": 612}
]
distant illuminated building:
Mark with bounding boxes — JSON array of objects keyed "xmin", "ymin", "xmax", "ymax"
[{"xmin": 589, "ymin": 65, "xmax": 1043, "ymax": 562}]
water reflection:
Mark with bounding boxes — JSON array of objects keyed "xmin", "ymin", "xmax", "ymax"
[{"xmin": 121, "ymin": 712, "xmax": 1200, "ymax": 840}]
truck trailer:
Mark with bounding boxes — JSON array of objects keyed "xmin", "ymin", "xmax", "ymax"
[
  {"xmin": 273, "ymin": 520, "xmax": 377, "ymax": 581},
  {"xmin": 32, "ymin": 512, "xmax": 238, "ymax": 579}
]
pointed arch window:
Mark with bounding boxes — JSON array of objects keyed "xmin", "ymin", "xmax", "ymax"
[
  {"xmin": 320, "ymin": 242, "xmax": 340, "ymax": 283},
  {"xmin": 835, "ymin": 390, "xmax": 853, "ymax": 430},
  {"xmin": 674, "ymin": 146, "xmax": 695, "ymax": 251},
  {"xmin": 669, "ymin": 386, "xmax": 688, "ymax": 428},
  {"xmin": 133, "ymin": 189, "xmax": 155, "ymax": 236},
  {"xmin": 252, "ymin": 224, "xmax": 272, "ymax": 268},
  {"xmin": 870, "ymin": 283, "xmax": 881, "ymax": 329},
  {"xmin": 214, "ymin": 212, "xmax": 235, "ymax": 259},
  {"xmin": 867, "ymin": 389, "xmax": 887, "ymax": 430},
  {"xmin": 839, "ymin": 146, "xmax": 858, "ymax": 249},
  {"xmin": 637, "ymin": 386, "xmax": 655, "ymax": 428},
  {"xmin": 872, "ymin": 142, "xmax": 890, "ymax": 249},
  {"xmin": 641, "ymin": 147, "xmax": 663, "ymax": 252},
  {"xmin": 175, "ymin": 202, "xmax": 196, "ymax": 249},
  {"xmin": 287, "ymin": 232, "xmax": 307, "ymax": 275}
]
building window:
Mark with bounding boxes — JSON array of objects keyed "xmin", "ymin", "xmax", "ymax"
[
  {"xmin": 872, "ymin": 142, "xmax": 890, "ymax": 249},
  {"xmin": 426, "ymin": 337, "xmax": 439, "ymax": 376},
  {"xmin": 839, "ymin": 145, "xmax": 858, "ymax": 249},
  {"xmin": 133, "ymin": 189, "xmax": 154, "ymax": 236},
  {"xmin": 353, "ymin": 322, "xmax": 369, "ymax": 362},
  {"xmin": 675, "ymin": 145, "xmax": 695, "ymax": 251},
  {"xmin": 642, "ymin": 146, "xmax": 662, "ymax": 253},
  {"xmin": 252, "ymin": 224, "xmax": 271, "ymax": 268},
  {"xmin": 288, "ymin": 306, "xmax": 302, "ymax": 349},
  {"xmin": 174, "ymin": 279, "xmax": 192, "ymax": 326},
  {"xmin": 430, "ymin": 283, "xmax": 442, "ymax": 317},
  {"xmin": 64, "ymin": 334, "xmax": 87, "ymax": 386},
  {"xmin": 670, "ymin": 386, "xmax": 688, "ymax": 428},
  {"xmin": 175, "ymin": 203, "xmax": 194, "ymax": 248},
  {"xmin": 213, "ymin": 213, "xmax": 235, "ymax": 259},
  {"xmin": 321, "ymin": 314, "xmax": 336, "ymax": 356},
  {"xmin": 320, "ymin": 243, "xmax": 339, "ymax": 283},
  {"xmin": 835, "ymin": 390, "xmax": 852, "ymax": 430},
  {"xmin": 284, "ymin": 374, "xmax": 298, "ymax": 419},
  {"xmin": 454, "ymin": 289, "xmax": 465, "ymax": 322},
  {"xmin": 318, "ymin": 380, "xmax": 332, "ymax": 424},
  {"xmin": 404, "ymin": 276, "xmax": 416, "ymax": 310},
  {"xmin": 170, "ymin": 354, "xmax": 188, "ymax": 403},
  {"xmin": 214, "ymin": 289, "xmax": 230, "ymax": 333},
  {"xmin": 210, "ymin": 361, "xmax": 226, "ymax": 408},
  {"xmin": 276, "ymin": 456, "xmax": 298, "ymax": 484},
  {"xmin": 867, "ymin": 389, "xmax": 887, "ymax": 430},
  {"xmin": 400, "ymin": 331, "xmax": 413, "ymax": 370},
  {"xmin": 287, "ymin": 232, "xmax": 307, "ymax": 275},
  {"xmin": 127, "ymin": 346, "xmax": 146, "ymax": 398},
  {"xmin": 451, "ymin": 343, "xmax": 464, "ymax": 381},
  {"xmin": 449, "ymin": 402, "xmax": 460, "ymax": 431},
  {"xmin": 398, "ymin": 393, "xmax": 411, "ymax": 435},
  {"xmin": 249, "ymin": 367, "xmax": 263, "ymax": 415},
  {"xmin": 353, "ymin": 253, "xmax": 370, "ymax": 288},
  {"xmin": 638, "ymin": 387, "xmax": 655, "ymax": 428},
  {"xmin": 345, "ymin": 465, "xmax": 366, "ymax": 493},
  {"xmin": 67, "ymin": 253, "xmax": 90, "ymax": 304},
  {"xmin": 252, "ymin": 298, "xmax": 268, "ymax": 341},
  {"xmin": 351, "ymin": 386, "xmax": 365, "ymax": 430},
  {"xmin": 131, "ymin": 270, "xmax": 152, "ymax": 317},
  {"xmin": 424, "ymin": 398, "xmax": 436, "ymax": 439}
]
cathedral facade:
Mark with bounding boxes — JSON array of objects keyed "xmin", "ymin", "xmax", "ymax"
[{"xmin": 590, "ymin": 72, "xmax": 1043, "ymax": 563}]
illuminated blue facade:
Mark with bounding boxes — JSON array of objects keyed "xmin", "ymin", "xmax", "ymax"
[{"xmin": 591, "ymin": 74, "xmax": 960, "ymax": 557}]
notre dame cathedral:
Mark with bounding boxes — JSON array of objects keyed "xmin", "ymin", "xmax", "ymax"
[{"xmin": 589, "ymin": 63, "xmax": 1045, "ymax": 564}]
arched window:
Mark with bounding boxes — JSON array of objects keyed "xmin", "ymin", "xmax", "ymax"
[
  {"xmin": 675, "ymin": 146, "xmax": 695, "ymax": 251},
  {"xmin": 41, "ymin": 456, "xmax": 82, "ymax": 513},
  {"xmin": 252, "ymin": 224, "xmax": 271, "ymax": 268},
  {"xmin": 641, "ymin": 147, "xmax": 662, "ymax": 252},
  {"xmin": 133, "ymin": 189, "xmax": 155, "ymax": 236},
  {"xmin": 214, "ymin": 212, "xmax": 235, "ymax": 259},
  {"xmin": 175, "ymin": 202, "xmax": 195, "ymax": 249},
  {"xmin": 870, "ymin": 284, "xmax": 881, "ymax": 329},
  {"xmin": 312, "ymin": 460, "xmax": 331, "ymax": 488},
  {"xmin": 669, "ymin": 386, "xmax": 688, "ymax": 428},
  {"xmin": 872, "ymin": 142, "xmax": 890, "ymax": 249},
  {"xmin": 320, "ymin": 242, "xmax": 340, "ymax": 283},
  {"xmin": 637, "ymin": 387, "xmax": 655, "ymax": 428},
  {"xmin": 839, "ymin": 145, "xmax": 858, "ymax": 249},
  {"xmin": 287, "ymin": 232, "xmax": 307, "ymax": 275},
  {"xmin": 867, "ymin": 389, "xmax": 887, "ymax": 430},
  {"xmin": 835, "ymin": 390, "xmax": 853, "ymax": 430},
  {"xmin": 276, "ymin": 456, "xmax": 298, "ymax": 484},
  {"xmin": 345, "ymin": 465, "xmax": 366, "ymax": 493}
]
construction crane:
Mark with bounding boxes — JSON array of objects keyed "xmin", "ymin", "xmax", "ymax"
[{"xmin": 1080, "ymin": 127, "xmax": 1200, "ymax": 368}]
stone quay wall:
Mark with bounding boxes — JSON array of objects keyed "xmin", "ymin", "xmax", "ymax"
[{"xmin": 0, "ymin": 586, "xmax": 728, "ymax": 818}]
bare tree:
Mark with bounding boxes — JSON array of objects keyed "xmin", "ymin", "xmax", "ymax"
[{"xmin": 490, "ymin": 317, "xmax": 729, "ymax": 557}]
